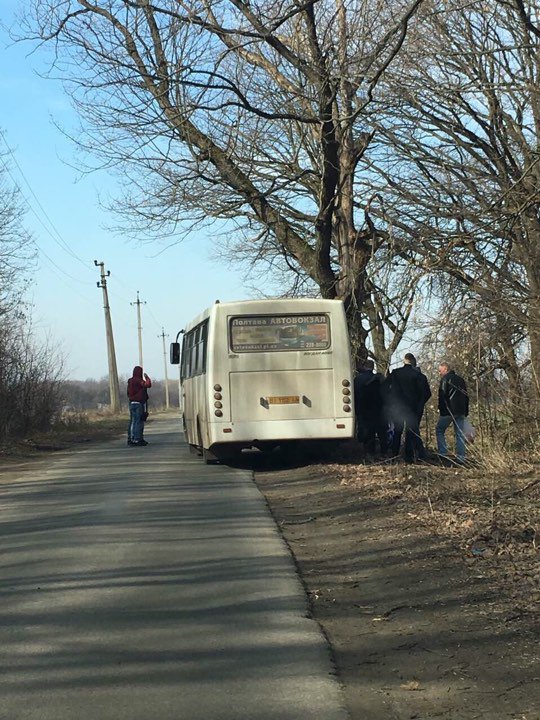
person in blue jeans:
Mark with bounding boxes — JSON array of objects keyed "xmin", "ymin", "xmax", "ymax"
[
  {"xmin": 436, "ymin": 362, "xmax": 469, "ymax": 463},
  {"xmin": 127, "ymin": 366, "xmax": 152, "ymax": 446}
]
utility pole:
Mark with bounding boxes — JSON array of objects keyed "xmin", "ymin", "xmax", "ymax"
[
  {"xmin": 131, "ymin": 291, "xmax": 146, "ymax": 367},
  {"xmin": 159, "ymin": 327, "xmax": 170, "ymax": 409},
  {"xmin": 94, "ymin": 261, "xmax": 121, "ymax": 413}
]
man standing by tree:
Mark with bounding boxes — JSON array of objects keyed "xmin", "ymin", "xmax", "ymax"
[
  {"xmin": 436, "ymin": 362, "xmax": 469, "ymax": 465},
  {"xmin": 387, "ymin": 353, "xmax": 430, "ymax": 462}
]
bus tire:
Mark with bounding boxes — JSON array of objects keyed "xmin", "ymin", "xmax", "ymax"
[
  {"xmin": 197, "ymin": 421, "xmax": 218, "ymax": 464},
  {"xmin": 202, "ymin": 447, "xmax": 219, "ymax": 465}
]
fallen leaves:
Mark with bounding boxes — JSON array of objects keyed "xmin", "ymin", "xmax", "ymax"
[
  {"xmin": 400, "ymin": 680, "xmax": 423, "ymax": 691},
  {"xmin": 323, "ymin": 459, "xmax": 540, "ymax": 616}
]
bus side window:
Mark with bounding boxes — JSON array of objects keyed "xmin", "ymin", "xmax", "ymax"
[
  {"xmin": 181, "ymin": 320, "xmax": 209, "ymax": 379},
  {"xmin": 200, "ymin": 320, "xmax": 208, "ymax": 374},
  {"xmin": 180, "ymin": 333, "xmax": 188, "ymax": 380},
  {"xmin": 185, "ymin": 329, "xmax": 195, "ymax": 378},
  {"xmin": 191, "ymin": 325, "xmax": 200, "ymax": 375}
]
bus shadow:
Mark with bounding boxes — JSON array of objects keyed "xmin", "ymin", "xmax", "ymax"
[
  {"xmin": 224, "ymin": 442, "xmax": 447, "ymax": 472},
  {"xmin": 224, "ymin": 441, "xmax": 357, "ymax": 472}
]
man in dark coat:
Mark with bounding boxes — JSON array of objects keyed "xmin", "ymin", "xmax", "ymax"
[
  {"xmin": 436, "ymin": 362, "xmax": 469, "ymax": 463},
  {"xmin": 354, "ymin": 359, "xmax": 388, "ymax": 457},
  {"xmin": 387, "ymin": 353, "xmax": 431, "ymax": 462}
]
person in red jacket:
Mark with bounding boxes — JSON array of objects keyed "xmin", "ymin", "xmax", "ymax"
[{"xmin": 127, "ymin": 366, "xmax": 152, "ymax": 446}]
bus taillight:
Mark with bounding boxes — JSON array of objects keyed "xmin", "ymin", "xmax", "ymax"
[{"xmin": 342, "ymin": 379, "xmax": 352, "ymax": 410}]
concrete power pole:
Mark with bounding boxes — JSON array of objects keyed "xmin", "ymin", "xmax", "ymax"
[
  {"xmin": 159, "ymin": 327, "xmax": 170, "ymax": 410},
  {"xmin": 131, "ymin": 291, "xmax": 146, "ymax": 367},
  {"xmin": 94, "ymin": 261, "xmax": 121, "ymax": 413}
]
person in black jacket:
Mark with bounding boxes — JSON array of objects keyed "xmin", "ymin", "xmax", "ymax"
[
  {"xmin": 387, "ymin": 353, "xmax": 431, "ymax": 462},
  {"xmin": 354, "ymin": 360, "xmax": 388, "ymax": 457},
  {"xmin": 436, "ymin": 362, "xmax": 469, "ymax": 463}
]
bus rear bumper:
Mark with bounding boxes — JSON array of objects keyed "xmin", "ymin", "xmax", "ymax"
[{"xmin": 208, "ymin": 417, "xmax": 354, "ymax": 446}]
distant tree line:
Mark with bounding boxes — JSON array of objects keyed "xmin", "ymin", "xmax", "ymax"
[{"xmin": 61, "ymin": 377, "xmax": 179, "ymax": 412}]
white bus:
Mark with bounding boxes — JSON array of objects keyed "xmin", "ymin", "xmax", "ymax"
[{"xmin": 170, "ymin": 298, "xmax": 354, "ymax": 463}]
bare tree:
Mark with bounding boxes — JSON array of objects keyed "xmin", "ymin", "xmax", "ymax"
[
  {"xmin": 363, "ymin": 254, "xmax": 424, "ymax": 373},
  {"xmin": 0, "ymin": 320, "xmax": 65, "ymax": 440},
  {"xmin": 359, "ymin": 0, "xmax": 540, "ymax": 401},
  {"xmin": 23, "ymin": 0, "xmax": 424, "ymax": 366},
  {"xmin": 0, "ymin": 143, "xmax": 34, "ymax": 314},
  {"xmin": 0, "ymin": 144, "xmax": 64, "ymax": 441}
]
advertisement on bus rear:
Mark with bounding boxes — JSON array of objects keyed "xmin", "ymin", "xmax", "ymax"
[{"xmin": 230, "ymin": 314, "xmax": 331, "ymax": 352}]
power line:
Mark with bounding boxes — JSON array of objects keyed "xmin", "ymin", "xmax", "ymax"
[
  {"xmin": 0, "ymin": 151, "xmax": 94, "ymax": 289},
  {"xmin": 145, "ymin": 303, "xmax": 162, "ymax": 330},
  {"xmin": 0, "ymin": 136, "xmax": 170, "ymax": 335},
  {"xmin": 0, "ymin": 133, "xmax": 91, "ymax": 270},
  {"xmin": 32, "ymin": 244, "xmax": 95, "ymax": 307}
]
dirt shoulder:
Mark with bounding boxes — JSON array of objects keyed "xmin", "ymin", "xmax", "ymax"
[
  {"xmin": 253, "ymin": 457, "xmax": 539, "ymax": 720},
  {"xmin": 0, "ymin": 412, "xmax": 182, "ymax": 471},
  {"xmin": 0, "ymin": 415, "xmax": 129, "ymax": 485}
]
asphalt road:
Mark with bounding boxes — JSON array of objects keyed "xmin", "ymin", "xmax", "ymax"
[{"xmin": 0, "ymin": 418, "xmax": 348, "ymax": 720}]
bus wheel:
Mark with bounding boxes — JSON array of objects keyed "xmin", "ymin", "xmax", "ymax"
[
  {"xmin": 197, "ymin": 422, "xmax": 218, "ymax": 464},
  {"xmin": 202, "ymin": 447, "xmax": 219, "ymax": 465}
]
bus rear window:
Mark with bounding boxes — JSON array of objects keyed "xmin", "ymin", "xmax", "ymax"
[{"xmin": 230, "ymin": 314, "xmax": 331, "ymax": 352}]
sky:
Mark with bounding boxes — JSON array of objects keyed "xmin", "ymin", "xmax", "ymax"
[{"xmin": 0, "ymin": 3, "xmax": 250, "ymax": 381}]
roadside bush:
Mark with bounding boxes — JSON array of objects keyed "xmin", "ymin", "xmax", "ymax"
[{"xmin": 0, "ymin": 316, "xmax": 64, "ymax": 443}]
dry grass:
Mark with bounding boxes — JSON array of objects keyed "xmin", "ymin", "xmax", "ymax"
[
  {"xmin": 321, "ymin": 449, "xmax": 540, "ymax": 619},
  {"xmin": 0, "ymin": 410, "xmax": 129, "ymax": 458}
]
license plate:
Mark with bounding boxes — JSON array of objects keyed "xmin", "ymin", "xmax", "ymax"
[{"xmin": 267, "ymin": 395, "xmax": 300, "ymax": 405}]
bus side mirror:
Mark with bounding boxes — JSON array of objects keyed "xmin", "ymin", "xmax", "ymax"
[{"xmin": 170, "ymin": 342, "xmax": 180, "ymax": 364}]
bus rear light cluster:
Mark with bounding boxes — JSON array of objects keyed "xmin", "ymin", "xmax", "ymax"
[
  {"xmin": 342, "ymin": 379, "xmax": 352, "ymax": 411},
  {"xmin": 214, "ymin": 383, "xmax": 224, "ymax": 416}
]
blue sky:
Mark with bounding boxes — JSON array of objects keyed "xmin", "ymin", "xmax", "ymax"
[{"xmin": 0, "ymin": 4, "xmax": 250, "ymax": 381}]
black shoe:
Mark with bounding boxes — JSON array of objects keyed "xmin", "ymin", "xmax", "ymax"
[
  {"xmin": 134, "ymin": 440, "xmax": 148, "ymax": 446},
  {"xmin": 127, "ymin": 440, "xmax": 135, "ymax": 446}
]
